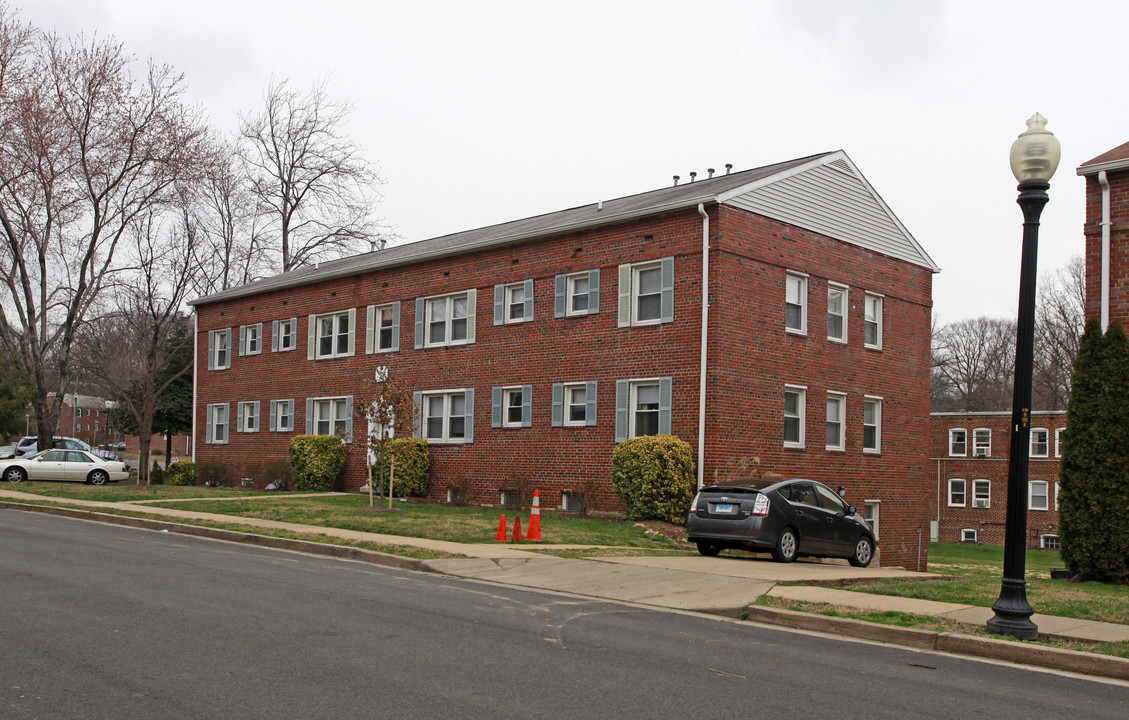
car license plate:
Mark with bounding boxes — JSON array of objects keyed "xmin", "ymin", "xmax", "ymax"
[{"xmin": 714, "ymin": 503, "xmax": 735, "ymax": 513}]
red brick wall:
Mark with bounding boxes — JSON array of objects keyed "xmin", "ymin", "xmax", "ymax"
[
  {"xmin": 928, "ymin": 412, "xmax": 1065, "ymax": 547},
  {"xmin": 194, "ymin": 203, "xmax": 934, "ymax": 568},
  {"xmin": 1083, "ymin": 169, "xmax": 1129, "ymax": 325}
]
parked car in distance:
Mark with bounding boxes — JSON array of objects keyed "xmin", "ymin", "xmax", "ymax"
[
  {"xmin": 0, "ymin": 445, "xmax": 15, "ymax": 460},
  {"xmin": 1, "ymin": 448, "xmax": 129, "ymax": 485},
  {"xmin": 15, "ymin": 436, "xmax": 122, "ymax": 462},
  {"xmin": 687, "ymin": 478, "xmax": 876, "ymax": 567}
]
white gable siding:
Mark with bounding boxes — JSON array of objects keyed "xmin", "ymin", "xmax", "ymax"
[{"xmin": 724, "ymin": 163, "xmax": 935, "ymax": 269}]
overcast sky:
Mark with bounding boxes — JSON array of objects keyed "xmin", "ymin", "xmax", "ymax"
[{"xmin": 21, "ymin": 0, "xmax": 1126, "ymax": 322}]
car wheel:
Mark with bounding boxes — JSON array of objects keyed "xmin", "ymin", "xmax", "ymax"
[
  {"xmin": 849, "ymin": 536, "xmax": 874, "ymax": 568},
  {"xmin": 87, "ymin": 470, "xmax": 109, "ymax": 486},
  {"xmin": 772, "ymin": 527, "xmax": 798, "ymax": 563},
  {"xmin": 696, "ymin": 542, "xmax": 722, "ymax": 557},
  {"xmin": 4, "ymin": 466, "xmax": 27, "ymax": 483}
]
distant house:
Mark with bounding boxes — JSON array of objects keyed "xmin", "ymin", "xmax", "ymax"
[
  {"xmin": 189, "ymin": 151, "xmax": 938, "ymax": 569},
  {"xmin": 929, "ymin": 411, "xmax": 1066, "ymax": 549},
  {"xmin": 51, "ymin": 393, "xmax": 189, "ymax": 457}
]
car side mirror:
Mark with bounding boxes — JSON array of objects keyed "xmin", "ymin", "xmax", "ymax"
[{"xmin": 846, "ymin": 505, "xmax": 857, "ymax": 516}]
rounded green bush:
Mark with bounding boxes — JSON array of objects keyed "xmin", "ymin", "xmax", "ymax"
[
  {"xmin": 289, "ymin": 435, "xmax": 346, "ymax": 492},
  {"xmin": 611, "ymin": 434, "xmax": 696, "ymax": 525},
  {"xmin": 166, "ymin": 461, "xmax": 196, "ymax": 486},
  {"xmin": 371, "ymin": 437, "xmax": 430, "ymax": 497}
]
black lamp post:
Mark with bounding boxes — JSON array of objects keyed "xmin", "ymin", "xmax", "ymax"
[{"xmin": 986, "ymin": 113, "xmax": 1061, "ymax": 641}]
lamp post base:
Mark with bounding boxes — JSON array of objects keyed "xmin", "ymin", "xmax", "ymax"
[{"xmin": 987, "ymin": 578, "xmax": 1038, "ymax": 640}]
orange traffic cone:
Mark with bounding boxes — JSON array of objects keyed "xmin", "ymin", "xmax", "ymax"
[
  {"xmin": 527, "ymin": 490, "xmax": 543, "ymax": 542},
  {"xmin": 496, "ymin": 514, "xmax": 508, "ymax": 542},
  {"xmin": 512, "ymin": 515, "xmax": 523, "ymax": 543}
]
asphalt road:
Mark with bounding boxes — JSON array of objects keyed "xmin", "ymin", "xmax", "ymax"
[{"xmin": 2, "ymin": 511, "xmax": 1126, "ymax": 719}]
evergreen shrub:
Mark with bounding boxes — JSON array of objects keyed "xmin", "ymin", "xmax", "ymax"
[
  {"xmin": 289, "ymin": 435, "xmax": 345, "ymax": 492},
  {"xmin": 611, "ymin": 434, "xmax": 696, "ymax": 525},
  {"xmin": 371, "ymin": 437, "xmax": 430, "ymax": 497},
  {"xmin": 166, "ymin": 461, "xmax": 196, "ymax": 486}
]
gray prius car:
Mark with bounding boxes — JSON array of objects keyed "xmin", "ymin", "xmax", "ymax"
[{"xmin": 686, "ymin": 478, "xmax": 876, "ymax": 567}]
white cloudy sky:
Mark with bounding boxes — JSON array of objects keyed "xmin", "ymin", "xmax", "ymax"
[{"xmin": 20, "ymin": 0, "xmax": 1127, "ymax": 322}]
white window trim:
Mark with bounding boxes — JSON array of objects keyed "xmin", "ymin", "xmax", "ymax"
[
  {"xmin": 240, "ymin": 323, "xmax": 263, "ymax": 356},
  {"xmin": 949, "ymin": 428, "xmax": 968, "ymax": 457},
  {"xmin": 309, "ymin": 309, "xmax": 356, "ymax": 360},
  {"xmin": 1029, "ymin": 480, "xmax": 1050, "ymax": 511},
  {"xmin": 421, "ymin": 389, "xmax": 472, "ymax": 444},
  {"xmin": 209, "ymin": 328, "xmax": 232, "ymax": 371},
  {"xmin": 1054, "ymin": 427, "xmax": 1065, "ymax": 458},
  {"xmin": 274, "ymin": 318, "xmax": 297, "ymax": 353},
  {"xmin": 627, "ymin": 379, "xmax": 662, "ymax": 439},
  {"xmin": 972, "ymin": 428, "xmax": 991, "ymax": 457},
  {"xmin": 271, "ymin": 399, "xmax": 294, "ymax": 433},
  {"xmin": 784, "ymin": 384, "xmax": 806, "ymax": 449},
  {"xmin": 1040, "ymin": 534, "xmax": 1060, "ymax": 550},
  {"xmin": 237, "ymin": 401, "xmax": 260, "ymax": 433},
  {"xmin": 972, "ymin": 479, "xmax": 991, "ymax": 508},
  {"xmin": 425, "ymin": 291, "xmax": 474, "ymax": 347},
  {"xmin": 948, "ymin": 478, "xmax": 967, "ymax": 507},
  {"xmin": 206, "ymin": 403, "xmax": 229, "ymax": 445},
  {"xmin": 505, "ymin": 282, "xmax": 532, "ymax": 324},
  {"xmin": 827, "ymin": 283, "xmax": 848, "ymax": 343},
  {"xmin": 367, "ymin": 302, "xmax": 400, "ymax": 354},
  {"xmin": 563, "ymin": 383, "xmax": 587, "ymax": 427},
  {"xmin": 864, "ymin": 292, "xmax": 883, "ymax": 349},
  {"xmin": 785, "ymin": 271, "xmax": 808, "ymax": 335},
  {"xmin": 617, "ymin": 258, "xmax": 673, "ymax": 328},
  {"xmin": 826, "ymin": 392, "xmax": 846, "ymax": 452},
  {"xmin": 502, "ymin": 386, "xmax": 525, "ymax": 428},
  {"xmin": 1030, "ymin": 428, "xmax": 1049, "ymax": 458},
  {"xmin": 862, "ymin": 395, "xmax": 881, "ymax": 454},
  {"xmin": 308, "ymin": 395, "xmax": 353, "ymax": 441},
  {"xmin": 961, "ymin": 528, "xmax": 978, "ymax": 543},
  {"xmin": 567, "ymin": 273, "xmax": 591, "ymax": 316}
]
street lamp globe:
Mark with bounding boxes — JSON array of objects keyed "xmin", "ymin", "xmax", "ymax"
[{"xmin": 1009, "ymin": 113, "xmax": 1061, "ymax": 183}]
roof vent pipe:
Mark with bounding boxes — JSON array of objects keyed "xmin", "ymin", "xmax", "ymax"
[
  {"xmin": 673, "ymin": 175, "xmax": 680, "ymax": 186},
  {"xmin": 597, "ymin": 200, "xmax": 603, "ymax": 212},
  {"xmin": 708, "ymin": 168, "xmax": 715, "ymax": 178},
  {"xmin": 690, "ymin": 171, "xmax": 697, "ymax": 182},
  {"xmin": 725, "ymin": 163, "xmax": 733, "ymax": 175}
]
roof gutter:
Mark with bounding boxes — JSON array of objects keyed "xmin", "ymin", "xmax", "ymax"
[
  {"xmin": 697, "ymin": 203, "xmax": 711, "ymax": 490},
  {"xmin": 191, "ymin": 311, "xmax": 198, "ymax": 463},
  {"xmin": 1100, "ymin": 170, "xmax": 1111, "ymax": 331}
]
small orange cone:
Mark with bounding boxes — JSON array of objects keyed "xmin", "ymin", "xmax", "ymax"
[
  {"xmin": 527, "ymin": 490, "xmax": 542, "ymax": 542},
  {"xmin": 511, "ymin": 515, "xmax": 523, "ymax": 543},
  {"xmin": 496, "ymin": 514, "xmax": 508, "ymax": 542}
]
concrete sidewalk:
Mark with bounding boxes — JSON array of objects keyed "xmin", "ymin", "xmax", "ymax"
[{"xmin": 3, "ymin": 488, "xmax": 1129, "ymax": 680}]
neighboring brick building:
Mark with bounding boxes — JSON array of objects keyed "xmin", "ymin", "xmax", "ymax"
[
  {"xmin": 1079, "ymin": 141, "xmax": 1129, "ymax": 329},
  {"xmin": 189, "ymin": 151, "xmax": 938, "ymax": 569},
  {"xmin": 51, "ymin": 393, "xmax": 190, "ymax": 457},
  {"xmin": 929, "ymin": 412, "xmax": 1066, "ymax": 549}
]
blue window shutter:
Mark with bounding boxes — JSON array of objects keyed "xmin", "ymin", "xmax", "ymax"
[
  {"xmin": 659, "ymin": 377, "xmax": 672, "ymax": 435},
  {"xmin": 523, "ymin": 279, "xmax": 534, "ymax": 320},
  {"xmin": 270, "ymin": 400, "xmax": 278, "ymax": 432},
  {"xmin": 305, "ymin": 398, "xmax": 314, "ymax": 434},
  {"xmin": 551, "ymin": 383, "xmax": 563, "ymax": 427},
  {"xmin": 615, "ymin": 380, "xmax": 629, "ymax": 442},
  {"xmin": 494, "ymin": 284, "xmax": 504, "ymax": 325},
  {"xmin": 289, "ymin": 317, "xmax": 297, "ymax": 349},
  {"xmin": 286, "ymin": 399, "xmax": 294, "ymax": 431},
  {"xmin": 414, "ymin": 298, "xmax": 425, "ymax": 349},
  {"xmin": 307, "ymin": 315, "xmax": 316, "ymax": 360},
  {"xmin": 464, "ymin": 389, "xmax": 474, "ymax": 443},
  {"xmin": 465, "ymin": 289, "xmax": 477, "ymax": 343},
  {"xmin": 617, "ymin": 264, "xmax": 631, "ymax": 327},
  {"xmin": 660, "ymin": 257, "xmax": 674, "ymax": 323},
  {"xmin": 589, "ymin": 269, "xmax": 600, "ymax": 314},
  {"xmin": 586, "ymin": 381, "xmax": 598, "ymax": 426},
  {"xmin": 346, "ymin": 309, "xmax": 357, "ymax": 357},
  {"xmin": 344, "ymin": 395, "xmax": 354, "ymax": 443},
  {"xmin": 236, "ymin": 402, "xmax": 245, "ymax": 432},
  {"xmin": 554, "ymin": 275, "xmax": 566, "ymax": 318},
  {"xmin": 207, "ymin": 331, "xmax": 215, "ymax": 370},
  {"xmin": 412, "ymin": 391, "xmax": 422, "ymax": 438},
  {"xmin": 366, "ymin": 306, "xmax": 375, "ymax": 354},
  {"xmin": 271, "ymin": 321, "xmax": 280, "ymax": 352},
  {"xmin": 491, "ymin": 387, "xmax": 502, "ymax": 428},
  {"xmin": 521, "ymin": 384, "xmax": 532, "ymax": 427},
  {"xmin": 391, "ymin": 302, "xmax": 401, "ymax": 351},
  {"xmin": 238, "ymin": 325, "xmax": 246, "ymax": 356},
  {"xmin": 206, "ymin": 405, "xmax": 214, "ymax": 444}
]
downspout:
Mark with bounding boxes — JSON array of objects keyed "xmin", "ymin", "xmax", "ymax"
[
  {"xmin": 192, "ymin": 311, "xmax": 198, "ymax": 462},
  {"xmin": 697, "ymin": 203, "xmax": 710, "ymax": 490},
  {"xmin": 1099, "ymin": 170, "xmax": 1111, "ymax": 331}
]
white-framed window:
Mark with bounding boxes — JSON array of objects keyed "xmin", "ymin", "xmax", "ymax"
[
  {"xmin": 827, "ymin": 284, "xmax": 847, "ymax": 342},
  {"xmin": 972, "ymin": 479, "xmax": 991, "ymax": 508},
  {"xmin": 273, "ymin": 317, "xmax": 297, "ymax": 352},
  {"xmin": 308, "ymin": 310, "xmax": 356, "ymax": 360},
  {"xmin": 961, "ymin": 528, "xmax": 978, "ymax": 543},
  {"xmin": 826, "ymin": 392, "xmax": 846, "ymax": 451},
  {"xmin": 494, "ymin": 280, "xmax": 533, "ymax": 324},
  {"xmin": 239, "ymin": 323, "xmax": 262, "ymax": 356},
  {"xmin": 1041, "ymin": 534, "xmax": 1060, "ymax": 550},
  {"xmin": 614, "ymin": 378, "xmax": 672, "ymax": 441},
  {"xmin": 948, "ymin": 478, "xmax": 966, "ymax": 507},
  {"xmin": 1054, "ymin": 481, "xmax": 1060, "ymax": 511},
  {"xmin": 785, "ymin": 272, "xmax": 807, "ymax": 334},
  {"xmin": 417, "ymin": 390, "xmax": 473, "ymax": 444},
  {"xmin": 553, "ymin": 382, "xmax": 597, "ymax": 427},
  {"xmin": 617, "ymin": 257, "xmax": 673, "ymax": 327},
  {"xmin": 949, "ymin": 428, "xmax": 967, "ymax": 456},
  {"xmin": 1055, "ymin": 427, "xmax": 1065, "ymax": 458},
  {"xmin": 205, "ymin": 403, "xmax": 229, "ymax": 444},
  {"xmin": 864, "ymin": 500, "xmax": 880, "ymax": 540},
  {"xmin": 208, "ymin": 328, "xmax": 232, "ymax": 370},
  {"xmin": 237, "ymin": 401, "xmax": 260, "ymax": 433},
  {"xmin": 491, "ymin": 385, "xmax": 532, "ymax": 429},
  {"xmin": 555, "ymin": 270, "xmax": 600, "ymax": 317},
  {"xmin": 784, "ymin": 385, "xmax": 806, "ymax": 448},
  {"xmin": 864, "ymin": 293, "xmax": 883, "ymax": 349},
  {"xmin": 417, "ymin": 291, "xmax": 476, "ymax": 348},
  {"xmin": 366, "ymin": 303, "xmax": 400, "ymax": 354},
  {"xmin": 1030, "ymin": 428, "xmax": 1049, "ymax": 458},
  {"xmin": 305, "ymin": 396, "xmax": 353, "ymax": 440},
  {"xmin": 972, "ymin": 428, "xmax": 991, "ymax": 457},
  {"xmin": 270, "ymin": 399, "xmax": 294, "ymax": 432},
  {"xmin": 1029, "ymin": 480, "xmax": 1049, "ymax": 511},
  {"xmin": 863, "ymin": 396, "xmax": 881, "ymax": 453}
]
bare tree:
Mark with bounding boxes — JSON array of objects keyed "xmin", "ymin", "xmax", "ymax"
[
  {"xmin": 353, "ymin": 367, "xmax": 416, "ymax": 507},
  {"xmin": 0, "ymin": 4, "xmax": 211, "ymax": 450},
  {"xmin": 1034, "ymin": 255, "xmax": 1085, "ymax": 410},
  {"xmin": 931, "ymin": 317, "xmax": 1016, "ymax": 411},
  {"xmin": 238, "ymin": 78, "xmax": 387, "ymax": 273}
]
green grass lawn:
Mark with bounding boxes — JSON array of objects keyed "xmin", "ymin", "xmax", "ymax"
[
  {"xmin": 0, "ymin": 480, "xmax": 264, "ymax": 503},
  {"xmin": 832, "ymin": 542, "xmax": 1129, "ymax": 625}
]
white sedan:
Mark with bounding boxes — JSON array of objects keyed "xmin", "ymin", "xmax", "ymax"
[{"xmin": 0, "ymin": 449, "xmax": 129, "ymax": 485}]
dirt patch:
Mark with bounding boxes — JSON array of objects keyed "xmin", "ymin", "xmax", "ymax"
[{"xmin": 635, "ymin": 520, "xmax": 688, "ymax": 544}]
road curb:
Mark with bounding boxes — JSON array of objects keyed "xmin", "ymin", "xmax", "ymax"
[
  {"xmin": 0, "ymin": 501, "xmax": 436, "ymax": 574},
  {"xmin": 743, "ymin": 605, "xmax": 1129, "ymax": 681}
]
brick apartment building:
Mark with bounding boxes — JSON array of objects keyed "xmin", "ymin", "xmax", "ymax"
[
  {"xmin": 189, "ymin": 151, "xmax": 938, "ymax": 569},
  {"xmin": 929, "ymin": 412, "xmax": 1066, "ymax": 549}
]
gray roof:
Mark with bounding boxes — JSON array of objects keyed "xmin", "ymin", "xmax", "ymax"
[{"xmin": 192, "ymin": 151, "xmax": 925, "ymax": 306}]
